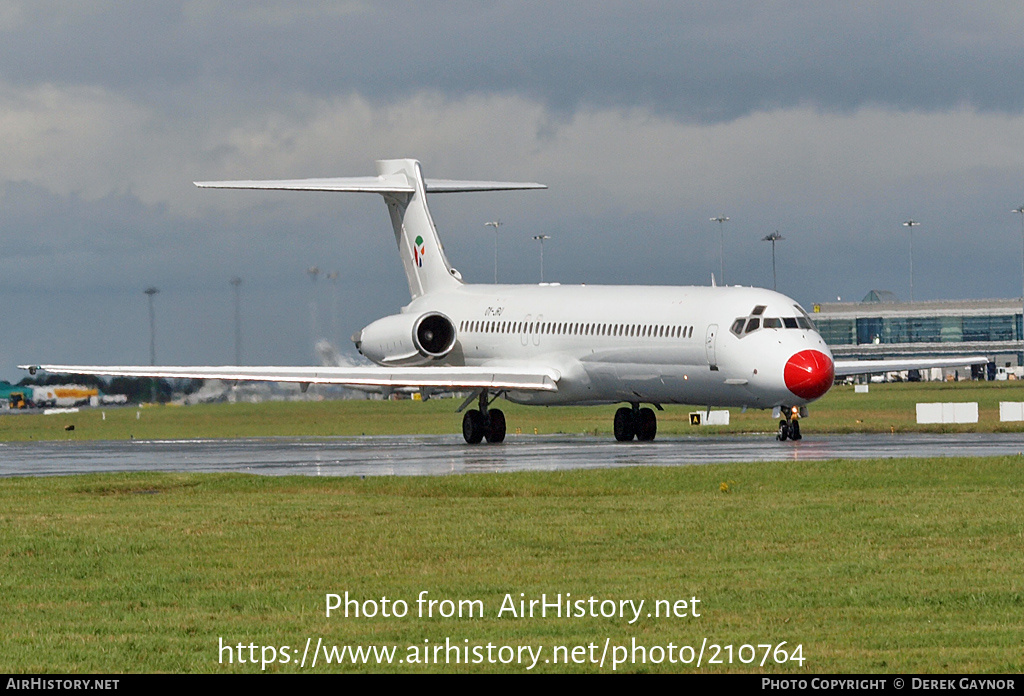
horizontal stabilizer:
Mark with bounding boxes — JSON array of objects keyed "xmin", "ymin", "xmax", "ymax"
[
  {"xmin": 194, "ymin": 176, "xmax": 546, "ymax": 194},
  {"xmin": 833, "ymin": 356, "xmax": 988, "ymax": 377},
  {"xmin": 195, "ymin": 175, "xmax": 414, "ymax": 193},
  {"xmin": 20, "ymin": 364, "xmax": 559, "ymax": 392},
  {"xmin": 425, "ymin": 178, "xmax": 547, "ymax": 193}
]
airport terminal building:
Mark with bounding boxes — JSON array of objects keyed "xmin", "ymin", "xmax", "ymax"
[{"xmin": 811, "ymin": 291, "xmax": 1024, "ymax": 379}]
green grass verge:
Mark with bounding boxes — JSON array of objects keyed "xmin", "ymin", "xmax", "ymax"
[
  {"xmin": 2, "ymin": 458, "xmax": 1023, "ymax": 673},
  {"xmin": 3, "ymin": 380, "xmax": 1024, "ymax": 441}
]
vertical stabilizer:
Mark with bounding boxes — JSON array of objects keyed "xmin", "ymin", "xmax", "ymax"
[{"xmin": 376, "ymin": 159, "xmax": 463, "ymax": 299}]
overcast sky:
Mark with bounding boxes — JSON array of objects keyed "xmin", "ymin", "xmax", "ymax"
[{"xmin": 3, "ymin": 1, "xmax": 1024, "ymax": 381}]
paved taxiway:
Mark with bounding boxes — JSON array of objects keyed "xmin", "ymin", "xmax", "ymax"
[{"xmin": 2, "ymin": 432, "xmax": 1023, "ymax": 478}]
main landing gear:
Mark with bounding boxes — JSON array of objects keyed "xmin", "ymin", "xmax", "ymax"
[
  {"xmin": 776, "ymin": 406, "xmax": 802, "ymax": 441},
  {"xmin": 613, "ymin": 404, "xmax": 658, "ymax": 442},
  {"xmin": 460, "ymin": 395, "xmax": 802, "ymax": 445},
  {"xmin": 462, "ymin": 389, "xmax": 506, "ymax": 444}
]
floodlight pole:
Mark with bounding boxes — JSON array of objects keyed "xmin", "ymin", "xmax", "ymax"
[
  {"xmin": 710, "ymin": 216, "xmax": 729, "ymax": 284},
  {"xmin": 903, "ymin": 220, "xmax": 921, "ymax": 302},
  {"xmin": 230, "ymin": 276, "xmax": 242, "ymax": 365},
  {"xmin": 144, "ymin": 287, "xmax": 159, "ymax": 366},
  {"xmin": 307, "ymin": 266, "xmax": 320, "ymax": 356},
  {"xmin": 533, "ymin": 234, "xmax": 551, "ymax": 282},
  {"xmin": 761, "ymin": 231, "xmax": 785, "ymax": 291},
  {"xmin": 327, "ymin": 271, "xmax": 339, "ymax": 349},
  {"xmin": 1014, "ymin": 206, "xmax": 1024, "ymax": 349},
  {"xmin": 485, "ymin": 221, "xmax": 502, "ymax": 283},
  {"xmin": 144, "ymin": 286, "xmax": 159, "ymax": 402}
]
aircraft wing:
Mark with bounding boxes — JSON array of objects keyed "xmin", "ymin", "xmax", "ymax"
[
  {"xmin": 18, "ymin": 364, "xmax": 559, "ymax": 392},
  {"xmin": 833, "ymin": 356, "xmax": 988, "ymax": 377}
]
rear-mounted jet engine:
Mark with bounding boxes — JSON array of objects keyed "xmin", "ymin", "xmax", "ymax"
[{"xmin": 353, "ymin": 312, "xmax": 457, "ymax": 366}]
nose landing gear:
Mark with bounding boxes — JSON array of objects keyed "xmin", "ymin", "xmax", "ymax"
[{"xmin": 776, "ymin": 406, "xmax": 802, "ymax": 441}]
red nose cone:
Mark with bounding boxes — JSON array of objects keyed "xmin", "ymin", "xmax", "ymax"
[{"xmin": 784, "ymin": 350, "xmax": 834, "ymax": 400}]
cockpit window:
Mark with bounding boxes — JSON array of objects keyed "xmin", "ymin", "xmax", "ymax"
[
  {"xmin": 794, "ymin": 305, "xmax": 817, "ymax": 331},
  {"xmin": 732, "ymin": 305, "xmax": 819, "ymax": 337}
]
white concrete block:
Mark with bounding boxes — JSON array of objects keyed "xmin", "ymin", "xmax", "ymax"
[
  {"xmin": 916, "ymin": 402, "xmax": 978, "ymax": 424},
  {"xmin": 999, "ymin": 402, "xmax": 1024, "ymax": 422},
  {"xmin": 916, "ymin": 403, "xmax": 943, "ymax": 424}
]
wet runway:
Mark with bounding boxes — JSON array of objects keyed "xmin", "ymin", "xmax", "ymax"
[{"xmin": 2, "ymin": 432, "xmax": 1024, "ymax": 478}]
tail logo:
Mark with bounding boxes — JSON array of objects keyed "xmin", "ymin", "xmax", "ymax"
[{"xmin": 414, "ymin": 235, "xmax": 426, "ymax": 267}]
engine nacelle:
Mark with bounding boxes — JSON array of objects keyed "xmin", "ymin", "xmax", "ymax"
[{"xmin": 353, "ymin": 311, "xmax": 457, "ymax": 366}]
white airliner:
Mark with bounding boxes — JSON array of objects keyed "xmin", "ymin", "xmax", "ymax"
[{"xmin": 22, "ymin": 159, "xmax": 985, "ymax": 443}]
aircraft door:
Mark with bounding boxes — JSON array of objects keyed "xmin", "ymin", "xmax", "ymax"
[
  {"xmin": 705, "ymin": 324, "xmax": 718, "ymax": 368},
  {"xmin": 521, "ymin": 314, "xmax": 531, "ymax": 346}
]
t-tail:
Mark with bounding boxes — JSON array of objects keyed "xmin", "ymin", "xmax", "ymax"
[{"xmin": 195, "ymin": 158, "xmax": 546, "ymax": 299}]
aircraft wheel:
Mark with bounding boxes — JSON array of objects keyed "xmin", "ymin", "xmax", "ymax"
[
  {"xmin": 636, "ymin": 407, "xmax": 657, "ymax": 441},
  {"xmin": 790, "ymin": 420, "xmax": 802, "ymax": 441},
  {"xmin": 614, "ymin": 407, "xmax": 636, "ymax": 441},
  {"xmin": 776, "ymin": 419, "xmax": 790, "ymax": 441},
  {"xmin": 463, "ymin": 409, "xmax": 485, "ymax": 444},
  {"xmin": 485, "ymin": 409, "xmax": 506, "ymax": 443}
]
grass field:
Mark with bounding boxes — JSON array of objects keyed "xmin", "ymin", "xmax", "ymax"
[
  {"xmin": 3, "ymin": 381, "xmax": 1023, "ymax": 673},
  {"xmin": 2, "ymin": 458, "xmax": 1022, "ymax": 673},
  {"xmin": 3, "ymin": 380, "xmax": 1024, "ymax": 442}
]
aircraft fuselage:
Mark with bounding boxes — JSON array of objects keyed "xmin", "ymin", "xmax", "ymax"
[{"xmin": 375, "ymin": 283, "xmax": 834, "ymax": 409}]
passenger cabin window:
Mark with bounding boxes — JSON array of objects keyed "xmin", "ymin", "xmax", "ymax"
[{"xmin": 463, "ymin": 318, "xmax": 697, "ymax": 340}]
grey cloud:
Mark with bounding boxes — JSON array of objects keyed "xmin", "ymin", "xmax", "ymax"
[{"xmin": 3, "ymin": 2, "xmax": 1024, "ymax": 122}]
